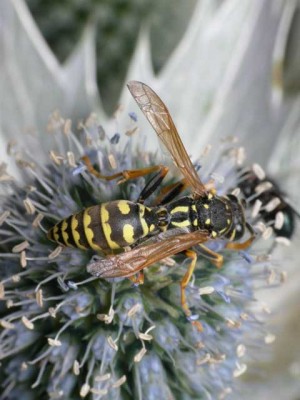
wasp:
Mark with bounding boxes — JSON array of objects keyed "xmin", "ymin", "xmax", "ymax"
[
  {"xmin": 48, "ymin": 81, "xmax": 254, "ymax": 330},
  {"xmin": 238, "ymin": 168, "xmax": 299, "ymax": 239}
]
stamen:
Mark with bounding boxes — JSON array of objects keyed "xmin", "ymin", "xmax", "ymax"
[
  {"xmin": 28, "ymin": 347, "xmax": 52, "ymax": 365},
  {"xmin": 125, "ymin": 126, "xmax": 139, "ymax": 136},
  {"xmin": 0, "ymin": 211, "xmax": 10, "ymax": 226},
  {"xmin": 107, "ymin": 336, "xmax": 118, "ymax": 351},
  {"xmin": 23, "ymin": 198, "xmax": 36, "ymax": 214},
  {"xmin": 32, "ymin": 213, "xmax": 44, "ymax": 229},
  {"xmin": 264, "ymin": 197, "xmax": 281, "ymax": 212},
  {"xmin": 112, "ymin": 375, "xmax": 127, "ymax": 388},
  {"xmin": 35, "ymin": 289, "xmax": 44, "ymax": 307},
  {"xmin": 94, "ymin": 373, "xmax": 111, "ymax": 382},
  {"xmin": 108, "ymin": 154, "xmax": 117, "ymax": 170},
  {"xmin": 79, "ymin": 337, "xmax": 95, "ymax": 368},
  {"xmin": 252, "ymin": 163, "xmax": 266, "ymax": 180},
  {"xmin": 21, "ymin": 316, "xmax": 34, "ymax": 330},
  {"xmin": 48, "ymin": 338, "xmax": 62, "ymax": 347},
  {"xmin": 231, "ymin": 188, "xmax": 240, "ymax": 197},
  {"xmin": 12, "ymin": 241, "xmax": 30, "ymax": 253},
  {"xmin": 254, "ymin": 181, "xmax": 273, "ymax": 194},
  {"xmin": 196, "ymin": 353, "xmax": 211, "ymax": 365},
  {"xmin": 262, "ymin": 227, "xmax": 273, "ymax": 240},
  {"xmin": 63, "ymin": 119, "xmax": 72, "ymax": 135},
  {"xmin": 35, "ymin": 272, "xmax": 64, "ymax": 293},
  {"xmin": 0, "ymin": 282, "xmax": 4, "ymax": 299},
  {"xmin": 73, "ymin": 360, "xmax": 80, "ymax": 375},
  {"xmin": 127, "ymin": 303, "xmax": 142, "ymax": 317},
  {"xmin": 31, "ymin": 358, "xmax": 48, "ymax": 389},
  {"xmin": 275, "ymin": 237, "xmax": 291, "ymax": 246},
  {"xmin": 236, "ymin": 344, "xmax": 246, "ymax": 357},
  {"xmin": 27, "ymin": 169, "xmax": 54, "ymax": 195},
  {"xmin": 67, "ymin": 151, "xmax": 76, "ymax": 167},
  {"xmin": 0, "ymin": 319, "xmax": 15, "ymax": 330},
  {"xmin": 90, "ymin": 388, "xmax": 108, "ymax": 396},
  {"xmin": 138, "ymin": 325, "xmax": 155, "ymax": 341},
  {"xmin": 49, "ymin": 150, "xmax": 64, "ymax": 166},
  {"xmin": 274, "ymin": 211, "xmax": 284, "ymax": 230},
  {"xmin": 97, "ymin": 306, "xmax": 115, "ymax": 324},
  {"xmin": 251, "ymin": 199, "xmax": 262, "ymax": 218},
  {"xmin": 48, "ymin": 246, "xmax": 63, "ymax": 259},
  {"xmin": 30, "ymin": 312, "xmax": 50, "ymax": 323},
  {"xmin": 233, "ymin": 363, "xmax": 247, "ymax": 377},
  {"xmin": 20, "ymin": 251, "xmax": 27, "ymax": 268},
  {"xmin": 134, "ymin": 346, "xmax": 147, "ymax": 363},
  {"xmin": 236, "ymin": 147, "xmax": 246, "ymax": 166},
  {"xmin": 80, "ymin": 383, "xmax": 90, "ymax": 398},
  {"xmin": 264, "ymin": 333, "xmax": 276, "ymax": 344},
  {"xmin": 199, "ymin": 286, "xmax": 215, "ymax": 295}
]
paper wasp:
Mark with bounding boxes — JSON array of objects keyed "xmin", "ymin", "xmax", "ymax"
[{"xmin": 48, "ymin": 81, "xmax": 254, "ymax": 330}]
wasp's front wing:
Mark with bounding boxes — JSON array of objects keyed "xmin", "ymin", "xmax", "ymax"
[{"xmin": 87, "ymin": 229, "xmax": 209, "ymax": 278}]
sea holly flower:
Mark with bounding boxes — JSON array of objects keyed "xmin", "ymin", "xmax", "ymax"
[
  {"xmin": 1, "ymin": 1, "xmax": 299, "ymax": 399},
  {"xmin": 0, "ymin": 110, "xmax": 286, "ymax": 399}
]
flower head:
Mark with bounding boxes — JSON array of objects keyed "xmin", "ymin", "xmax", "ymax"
[{"xmin": 0, "ymin": 106, "xmax": 286, "ymax": 399}]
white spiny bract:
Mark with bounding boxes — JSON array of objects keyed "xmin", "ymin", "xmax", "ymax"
[{"xmin": 0, "ymin": 112, "xmax": 282, "ymax": 399}]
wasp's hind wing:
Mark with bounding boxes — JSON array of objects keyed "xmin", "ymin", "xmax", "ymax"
[
  {"xmin": 127, "ymin": 81, "xmax": 207, "ymax": 197},
  {"xmin": 87, "ymin": 230, "xmax": 209, "ymax": 278}
]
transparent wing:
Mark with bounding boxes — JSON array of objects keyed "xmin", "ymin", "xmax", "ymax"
[
  {"xmin": 127, "ymin": 81, "xmax": 207, "ymax": 197},
  {"xmin": 87, "ymin": 230, "xmax": 209, "ymax": 278}
]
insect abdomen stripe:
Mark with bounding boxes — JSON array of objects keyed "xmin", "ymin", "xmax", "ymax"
[
  {"xmin": 71, "ymin": 211, "xmax": 90, "ymax": 249},
  {"xmin": 48, "ymin": 201, "xmax": 157, "ymax": 251}
]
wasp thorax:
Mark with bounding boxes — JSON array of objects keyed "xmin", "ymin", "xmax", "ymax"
[{"xmin": 207, "ymin": 196, "xmax": 232, "ymax": 234}]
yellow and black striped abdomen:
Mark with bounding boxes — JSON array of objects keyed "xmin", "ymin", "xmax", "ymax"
[{"xmin": 47, "ymin": 200, "xmax": 158, "ymax": 251}]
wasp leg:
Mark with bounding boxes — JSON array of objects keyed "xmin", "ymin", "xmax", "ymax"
[
  {"xmin": 181, "ymin": 249, "xmax": 203, "ymax": 331},
  {"xmin": 82, "ymin": 155, "xmax": 168, "ymax": 185},
  {"xmin": 226, "ymin": 223, "xmax": 255, "ymax": 251},
  {"xmin": 137, "ymin": 166, "xmax": 169, "ymax": 203},
  {"xmin": 129, "ymin": 271, "xmax": 144, "ymax": 285},
  {"xmin": 154, "ymin": 178, "xmax": 189, "ymax": 205},
  {"xmin": 196, "ymin": 244, "xmax": 223, "ymax": 268},
  {"xmin": 154, "ymin": 177, "xmax": 216, "ymax": 206}
]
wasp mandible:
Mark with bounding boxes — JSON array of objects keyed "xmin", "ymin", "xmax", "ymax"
[{"xmin": 48, "ymin": 81, "xmax": 255, "ymax": 330}]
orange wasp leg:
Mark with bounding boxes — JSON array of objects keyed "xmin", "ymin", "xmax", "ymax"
[
  {"xmin": 129, "ymin": 271, "xmax": 144, "ymax": 285},
  {"xmin": 196, "ymin": 244, "xmax": 224, "ymax": 268},
  {"xmin": 181, "ymin": 249, "xmax": 203, "ymax": 332},
  {"xmin": 225, "ymin": 223, "xmax": 255, "ymax": 251},
  {"xmin": 82, "ymin": 155, "xmax": 168, "ymax": 185}
]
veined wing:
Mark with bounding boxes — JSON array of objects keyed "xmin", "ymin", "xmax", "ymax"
[
  {"xmin": 127, "ymin": 81, "xmax": 206, "ymax": 197},
  {"xmin": 87, "ymin": 230, "xmax": 209, "ymax": 278}
]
